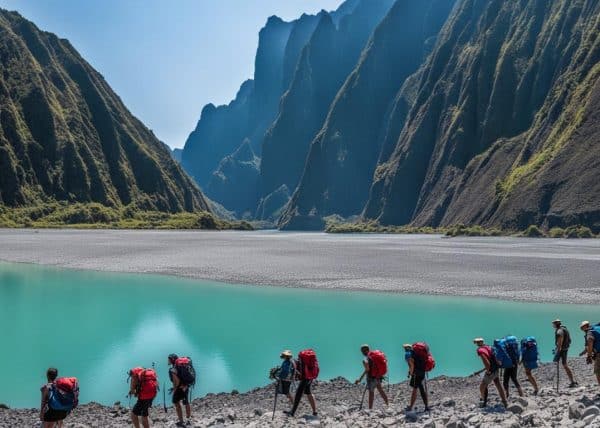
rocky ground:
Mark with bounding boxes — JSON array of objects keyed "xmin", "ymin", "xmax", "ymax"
[{"xmin": 2, "ymin": 359, "xmax": 599, "ymax": 427}]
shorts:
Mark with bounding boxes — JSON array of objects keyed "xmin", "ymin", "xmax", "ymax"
[
  {"xmin": 173, "ymin": 387, "xmax": 189, "ymax": 405},
  {"xmin": 367, "ymin": 376, "xmax": 383, "ymax": 392},
  {"xmin": 481, "ymin": 370, "xmax": 499, "ymax": 387},
  {"xmin": 296, "ymin": 379, "xmax": 313, "ymax": 395},
  {"xmin": 555, "ymin": 349, "xmax": 569, "ymax": 364},
  {"xmin": 279, "ymin": 380, "xmax": 291, "ymax": 395},
  {"xmin": 594, "ymin": 355, "xmax": 600, "ymax": 376},
  {"xmin": 43, "ymin": 408, "xmax": 68, "ymax": 422},
  {"xmin": 410, "ymin": 372, "xmax": 425, "ymax": 389},
  {"xmin": 523, "ymin": 360, "xmax": 538, "ymax": 370},
  {"xmin": 132, "ymin": 398, "xmax": 153, "ymax": 417}
]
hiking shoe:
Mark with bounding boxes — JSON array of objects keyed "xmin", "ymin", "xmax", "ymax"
[
  {"xmin": 175, "ymin": 423, "xmax": 185, "ymax": 427},
  {"xmin": 404, "ymin": 406, "xmax": 413, "ymax": 412},
  {"xmin": 424, "ymin": 406, "xmax": 431, "ymax": 412},
  {"xmin": 502, "ymin": 400, "xmax": 508, "ymax": 408},
  {"xmin": 533, "ymin": 389, "xmax": 539, "ymax": 396},
  {"xmin": 283, "ymin": 411, "xmax": 294, "ymax": 417},
  {"xmin": 479, "ymin": 402, "xmax": 487, "ymax": 408},
  {"xmin": 312, "ymin": 412, "xmax": 318, "ymax": 417},
  {"xmin": 568, "ymin": 382, "xmax": 579, "ymax": 388}
]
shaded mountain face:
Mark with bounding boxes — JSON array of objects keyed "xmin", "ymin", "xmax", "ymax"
[
  {"xmin": 0, "ymin": 10, "xmax": 208, "ymax": 212},
  {"xmin": 260, "ymin": 0, "xmax": 395, "ymax": 204},
  {"xmin": 180, "ymin": 0, "xmax": 364, "ymax": 214},
  {"xmin": 205, "ymin": 139, "xmax": 260, "ymax": 218},
  {"xmin": 364, "ymin": 0, "xmax": 600, "ymax": 232},
  {"xmin": 279, "ymin": 0, "xmax": 456, "ymax": 229}
]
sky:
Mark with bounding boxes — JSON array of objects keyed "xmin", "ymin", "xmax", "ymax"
[{"xmin": 0, "ymin": 0, "xmax": 343, "ymax": 148}]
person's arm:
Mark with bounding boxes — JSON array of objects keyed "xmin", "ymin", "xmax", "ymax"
[
  {"xmin": 480, "ymin": 355, "xmax": 491, "ymax": 373},
  {"xmin": 355, "ymin": 360, "xmax": 369, "ymax": 384},
  {"xmin": 40, "ymin": 385, "xmax": 47, "ymax": 420},
  {"xmin": 129, "ymin": 377, "xmax": 137, "ymax": 396},
  {"xmin": 556, "ymin": 334, "xmax": 564, "ymax": 351},
  {"xmin": 586, "ymin": 334, "xmax": 595, "ymax": 362},
  {"xmin": 172, "ymin": 372, "xmax": 181, "ymax": 390},
  {"xmin": 408, "ymin": 358, "xmax": 415, "ymax": 378}
]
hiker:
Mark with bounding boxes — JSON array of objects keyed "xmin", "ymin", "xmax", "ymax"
[
  {"xmin": 40, "ymin": 368, "xmax": 78, "ymax": 428},
  {"xmin": 354, "ymin": 344, "xmax": 389, "ymax": 409},
  {"xmin": 520, "ymin": 336, "xmax": 540, "ymax": 395},
  {"xmin": 473, "ymin": 338, "xmax": 507, "ymax": 408},
  {"xmin": 168, "ymin": 354, "xmax": 196, "ymax": 426},
  {"xmin": 403, "ymin": 343, "xmax": 433, "ymax": 412},
  {"xmin": 286, "ymin": 349, "xmax": 318, "ymax": 417},
  {"xmin": 129, "ymin": 366, "xmax": 158, "ymax": 428},
  {"xmin": 278, "ymin": 350, "xmax": 296, "ymax": 405},
  {"xmin": 552, "ymin": 319, "xmax": 577, "ymax": 387},
  {"xmin": 580, "ymin": 321, "xmax": 600, "ymax": 387},
  {"xmin": 494, "ymin": 336, "xmax": 524, "ymax": 398}
]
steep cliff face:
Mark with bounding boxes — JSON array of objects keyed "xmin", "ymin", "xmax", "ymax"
[
  {"xmin": 280, "ymin": 0, "xmax": 456, "ymax": 229},
  {"xmin": 260, "ymin": 0, "xmax": 395, "ymax": 200},
  {"xmin": 0, "ymin": 9, "xmax": 208, "ymax": 212},
  {"xmin": 204, "ymin": 140, "xmax": 260, "ymax": 218},
  {"xmin": 181, "ymin": 0, "xmax": 364, "ymax": 215},
  {"xmin": 364, "ymin": 0, "xmax": 600, "ymax": 232}
]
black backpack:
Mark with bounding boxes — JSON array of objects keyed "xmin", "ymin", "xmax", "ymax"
[{"xmin": 174, "ymin": 357, "xmax": 196, "ymax": 386}]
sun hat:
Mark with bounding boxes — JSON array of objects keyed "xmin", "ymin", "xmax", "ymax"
[
  {"xmin": 280, "ymin": 350, "xmax": 293, "ymax": 358},
  {"xmin": 473, "ymin": 338, "xmax": 484, "ymax": 344},
  {"xmin": 580, "ymin": 321, "xmax": 591, "ymax": 329},
  {"xmin": 403, "ymin": 344, "xmax": 412, "ymax": 350},
  {"xmin": 552, "ymin": 318, "xmax": 561, "ymax": 324}
]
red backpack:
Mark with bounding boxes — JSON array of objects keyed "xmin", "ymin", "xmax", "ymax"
[
  {"xmin": 130, "ymin": 367, "xmax": 158, "ymax": 400},
  {"xmin": 412, "ymin": 342, "xmax": 435, "ymax": 372},
  {"xmin": 298, "ymin": 349, "xmax": 320, "ymax": 380},
  {"xmin": 367, "ymin": 350, "xmax": 388, "ymax": 378}
]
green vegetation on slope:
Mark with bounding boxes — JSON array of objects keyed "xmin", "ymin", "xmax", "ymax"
[{"xmin": 0, "ymin": 202, "xmax": 252, "ymax": 230}]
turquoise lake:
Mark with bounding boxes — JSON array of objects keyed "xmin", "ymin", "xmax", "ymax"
[{"xmin": 0, "ymin": 261, "xmax": 596, "ymax": 408}]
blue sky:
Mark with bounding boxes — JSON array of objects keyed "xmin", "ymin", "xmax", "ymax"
[{"xmin": 0, "ymin": 0, "xmax": 343, "ymax": 148}]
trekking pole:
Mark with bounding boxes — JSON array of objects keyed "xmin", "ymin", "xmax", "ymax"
[
  {"xmin": 359, "ymin": 383, "xmax": 368, "ymax": 410},
  {"xmin": 163, "ymin": 382, "xmax": 167, "ymax": 413},
  {"xmin": 556, "ymin": 360, "xmax": 559, "ymax": 393},
  {"xmin": 272, "ymin": 380, "xmax": 279, "ymax": 420}
]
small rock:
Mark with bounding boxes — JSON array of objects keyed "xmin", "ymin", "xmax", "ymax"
[
  {"xmin": 253, "ymin": 408, "xmax": 264, "ymax": 416},
  {"xmin": 569, "ymin": 402, "xmax": 585, "ymax": 420},
  {"xmin": 582, "ymin": 406, "xmax": 600, "ymax": 419},
  {"xmin": 445, "ymin": 416, "xmax": 465, "ymax": 428},
  {"xmin": 231, "ymin": 389, "xmax": 239, "ymax": 395},
  {"xmin": 507, "ymin": 403, "xmax": 524, "ymax": 414},
  {"xmin": 443, "ymin": 399, "xmax": 456, "ymax": 407},
  {"xmin": 405, "ymin": 410, "xmax": 418, "ymax": 422},
  {"xmin": 515, "ymin": 397, "xmax": 529, "ymax": 407},
  {"xmin": 0, "ymin": 404, "xmax": 9, "ymax": 410}
]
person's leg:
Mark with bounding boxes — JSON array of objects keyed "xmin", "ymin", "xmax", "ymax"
[
  {"xmin": 419, "ymin": 384, "xmax": 429, "ymax": 408},
  {"xmin": 408, "ymin": 387, "xmax": 418, "ymax": 410},
  {"xmin": 289, "ymin": 380, "xmax": 305, "ymax": 416},
  {"xmin": 131, "ymin": 413, "xmax": 141, "ymax": 428},
  {"xmin": 561, "ymin": 351, "xmax": 576, "ymax": 384},
  {"xmin": 493, "ymin": 377, "xmax": 508, "ymax": 406},
  {"xmin": 184, "ymin": 390, "xmax": 192, "ymax": 419},
  {"xmin": 368, "ymin": 390, "xmax": 374, "ymax": 409},
  {"xmin": 525, "ymin": 368, "xmax": 538, "ymax": 394},
  {"xmin": 376, "ymin": 382, "xmax": 389, "ymax": 405},
  {"xmin": 479, "ymin": 381, "xmax": 487, "ymax": 404},
  {"xmin": 511, "ymin": 367, "xmax": 523, "ymax": 396},
  {"xmin": 307, "ymin": 394, "xmax": 317, "ymax": 415},
  {"xmin": 595, "ymin": 357, "xmax": 600, "ymax": 386},
  {"xmin": 141, "ymin": 416, "xmax": 150, "ymax": 428},
  {"xmin": 503, "ymin": 369, "xmax": 510, "ymax": 397},
  {"xmin": 175, "ymin": 401, "xmax": 183, "ymax": 423}
]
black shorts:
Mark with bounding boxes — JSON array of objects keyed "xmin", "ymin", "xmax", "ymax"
[
  {"xmin": 558, "ymin": 349, "xmax": 569, "ymax": 364},
  {"xmin": 279, "ymin": 380, "xmax": 291, "ymax": 395},
  {"xmin": 172, "ymin": 387, "xmax": 189, "ymax": 405},
  {"xmin": 297, "ymin": 379, "xmax": 313, "ymax": 395},
  {"xmin": 410, "ymin": 372, "xmax": 425, "ymax": 389},
  {"xmin": 43, "ymin": 408, "xmax": 68, "ymax": 422},
  {"xmin": 132, "ymin": 398, "xmax": 153, "ymax": 417}
]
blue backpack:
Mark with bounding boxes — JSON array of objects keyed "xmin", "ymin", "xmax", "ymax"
[
  {"xmin": 520, "ymin": 336, "xmax": 538, "ymax": 364},
  {"xmin": 591, "ymin": 325, "xmax": 600, "ymax": 352},
  {"xmin": 493, "ymin": 336, "xmax": 518, "ymax": 368},
  {"xmin": 47, "ymin": 378, "xmax": 79, "ymax": 412}
]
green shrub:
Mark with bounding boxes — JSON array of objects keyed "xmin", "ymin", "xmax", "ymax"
[
  {"xmin": 548, "ymin": 227, "xmax": 565, "ymax": 238},
  {"xmin": 523, "ymin": 225, "xmax": 544, "ymax": 238}
]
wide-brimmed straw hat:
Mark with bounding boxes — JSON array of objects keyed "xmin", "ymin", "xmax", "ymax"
[
  {"xmin": 552, "ymin": 318, "xmax": 562, "ymax": 325},
  {"xmin": 403, "ymin": 344, "xmax": 412, "ymax": 350},
  {"xmin": 280, "ymin": 350, "xmax": 293, "ymax": 358},
  {"xmin": 473, "ymin": 338, "xmax": 484, "ymax": 344},
  {"xmin": 580, "ymin": 321, "xmax": 591, "ymax": 329}
]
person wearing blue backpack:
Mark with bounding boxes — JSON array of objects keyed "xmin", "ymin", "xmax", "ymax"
[
  {"xmin": 520, "ymin": 336, "xmax": 539, "ymax": 395},
  {"xmin": 278, "ymin": 350, "xmax": 296, "ymax": 405},
  {"xmin": 580, "ymin": 321, "xmax": 600, "ymax": 387},
  {"xmin": 40, "ymin": 368, "xmax": 78, "ymax": 428},
  {"xmin": 495, "ymin": 336, "xmax": 524, "ymax": 398}
]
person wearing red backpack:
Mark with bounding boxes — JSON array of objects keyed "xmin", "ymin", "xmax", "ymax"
[
  {"xmin": 128, "ymin": 367, "xmax": 158, "ymax": 428},
  {"xmin": 285, "ymin": 349, "xmax": 318, "ymax": 417},
  {"xmin": 354, "ymin": 345, "xmax": 389, "ymax": 409},
  {"xmin": 40, "ymin": 367, "xmax": 75, "ymax": 428},
  {"xmin": 473, "ymin": 338, "xmax": 507, "ymax": 408},
  {"xmin": 168, "ymin": 354, "xmax": 193, "ymax": 426},
  {"xmin": 403, "ymin": 344, "xmax": 430, "ymax": 412}
]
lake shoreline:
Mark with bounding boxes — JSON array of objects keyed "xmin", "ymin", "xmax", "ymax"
[
  {"xmin": 0, "ymin": 229, "xmax": 599, "ymax": 304},
  {"xmin": 2, "ymin": 359, "xmax": 599, "ymax": 427}
]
